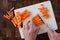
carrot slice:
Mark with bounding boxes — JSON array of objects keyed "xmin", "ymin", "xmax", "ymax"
[
  {"xmin": 11, "ymin": 17, "xmax": 17, "ymax": 27},
  {"xmin": 16, "ymin": 12, "xmax": 22, "ymax": 28},
  {"xmin": 15, "ymin": 10, "xmax": 30, "ymax": 28},
  {"xmin": 21, "ymin": 10, "xmax": 30, "ymax": 20},
  {"xmin": 32, "ymin": 14, "xmax": 43, "ymax": 26},
  {"xmin": 17, "ymin": 22, "xmax": 22, "ymax": 28}
]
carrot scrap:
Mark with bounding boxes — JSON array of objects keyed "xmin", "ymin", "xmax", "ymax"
[
  {"xmin": 32, "ymin": 14, "xmax": 43, "ymax": 26},
  {"xmin": 38, "ymin": 4, "xmax": 49, "ymax": 18}
]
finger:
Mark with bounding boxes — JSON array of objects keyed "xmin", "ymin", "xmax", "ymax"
[
  {"xmin": 27, "ymin": 20, "xmax": 31, "ymax": 30},
  {"xmin": 33, "ymin": 27, "xmax": 40, "ymax": 38},
  {"xmin": 23, "ymin": 25, "xmax": 25, "ymax": 30},
  {"xmin": 28, "ymin": 20, "xmax": 34, "ymax": 33},
  {"xmin": 48, "ymin": 33, "xmax": 52, "ymax": 40},
  {"xmin": 35, "ymin": 27, "xmax": 40, "ymax": 35},
  {"xmin": 27, "ymin": 20, "xmax": 30, "ymax": 24},
  {"xmin": 24, "ymin": 20, "xmax": 32, "ymax": 30},
  {"xmin": 45, "ymin": 24, "xmax": 57, "ymax": 37},
  {"xmin": 28, "ymin": 20, "xmax": 33, "ymax": 30},
  {"xmin": 23, "ymin": 24, "xmax": 28, "ymax": 30}
]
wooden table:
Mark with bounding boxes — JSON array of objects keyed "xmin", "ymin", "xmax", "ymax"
[{"xmin": 0, "ymin": 0, "xmax": 60, "ymax": 40}]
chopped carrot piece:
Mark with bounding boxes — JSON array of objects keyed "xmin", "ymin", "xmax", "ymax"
[
  {"xmin": 16, "ymin": 12, "xmax": 22, "ymax": 22},
  {"xmin": 7, "ymin": 7, "xmax": 14, "ymax": 19},
  {"xmin": 3, "ymin": 7, "xmax": 14, "ymax": 20},
  {"xmin": 7, "ymin": 11, "xmax": 14, "ymax": 19},
  {"xmin": 15, "ymin": 10, "xmax": 30, "ymax": 28},
  {"xmin": 17, "ymin": 22, "xmax": 22, "ymax": 28},
  {"xmin": 8, "ymin": 7, "xmax": 14, "ymax": 13},
  {"xmin": 16, "ymin": 12, "xmax": 22, "ymax": 28},
  {"xmin": 3, "ymin": 14, "xmax": 11, "ymax": 20},
  {"xmin": 32, "ymin": 14, "xmax": 43, "ymax": 26},
  {"xmin": 11, "ymin": 17, "xmax": 17, "ymax": 27}
]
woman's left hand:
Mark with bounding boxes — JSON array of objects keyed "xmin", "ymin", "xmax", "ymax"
[{"xmin": 23, "ymin": 20, "xmax": 40, "ymax": 40}]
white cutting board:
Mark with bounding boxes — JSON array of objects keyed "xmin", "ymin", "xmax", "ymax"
[{"xmin": 14, "ymin": 1, "xmax": 58, "ymax": 39}]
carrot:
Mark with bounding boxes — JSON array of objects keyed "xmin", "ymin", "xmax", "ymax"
[
  {"xmin": 17, "ymin": 22, "xmax": 22, "ymax": 28},
  {"xmin": 15, "ymin": 12, "xmax": 22, "ymax": 28},
  {"xmin": 11, "ymin": 17, "xmax": 17, "ymax": 27},
  {"xmin": 21, "ymin": 10, "xmax": 30, "ymax": 20},
  {"xmin": 8, "ymin": 7, "xmax": 14, "ymax": 13},
  {"xmin": 15, "ymin": 10, "xmax": 30, "ymax": 28},
  {"xmin": 38, "ymin": 4, "xmax": 49, "ymax": 18},
  {"xmin": 32, "ymin": 14, "xmax": 43, "ymax": 26},
  {"xmin": 7, "ymin": 11, "xmax": 14, "ymax": 19},
  {"xmin": 3, "ymin": 14, "xmax": 11, "ymax": 20},
  {"xmin": 3, "ymin": 7, "xmax": 14, "ymax": 20},
  {"xmin": 16, "ymin": 12, "xmax": 22, "ymax": 22}
]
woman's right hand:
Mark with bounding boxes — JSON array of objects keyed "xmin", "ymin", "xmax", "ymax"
[{"xmin": 46, "ymin": 24, "xmax": 60, "ymax": 40}]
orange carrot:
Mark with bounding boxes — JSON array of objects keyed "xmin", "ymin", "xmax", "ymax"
[
  {"xmin": 8, "ymin": 7, "xmax": 14, "ymax": 13},
  {"xmin": 38, "ymin": 4, "xmax": 49, "ymax": 18},
  {"xmin": 3, "ymin": 14, "xmax": 11, "ymax": 20},
  {"xmin": 7, "ymin": 11, "xmax": 14, "ymax": 19},
  {"xmin": 11, "ymin": 17, "xmax": 17, "ymax": 27},
  {"xmin": 21, "ymin": 10, "xmax": 30, "ymax": 20},
  {"xmin": 32, "ymin": 14, "xmax": 43, "ymax": 26},
  {"xmin": 16, "ymin": 12, "xmax": 22, "ymax": 28}
]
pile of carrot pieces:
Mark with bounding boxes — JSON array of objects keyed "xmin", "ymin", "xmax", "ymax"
[
  {"xmin": 15, "ymin": 10, "xmax": 30, "ymax": 28},
  {"xmin": 3, "ymin": 7, "xmax": 30, "ymax": 28},
  {"xmin": 3, "ymin": 4, "xmax": 50, "ymax": 28},
  {"xmin": 3, "ymin": 7, "xmax": 18, "ymax": 27},
  {"xmin": 3, "ymin": 7, "xmax": 14, "ymax": 20}
]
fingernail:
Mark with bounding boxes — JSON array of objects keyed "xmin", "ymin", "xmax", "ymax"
[{"xmin": 28, "ymin": 20, "xmax": 30, "ymax": 24}]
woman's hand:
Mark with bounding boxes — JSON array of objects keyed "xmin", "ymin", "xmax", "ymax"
[
  {"xmin": 23, "ymin": 20, "xmax": 40, "ymax": 40},
  {"xmin": 46, "ymin": 24, "xmax": 60, "ymax": 40}
]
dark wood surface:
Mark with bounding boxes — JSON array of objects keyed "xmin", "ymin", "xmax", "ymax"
[{"xmin": 0, "ymin": 0, "xmax": 60, "ymax": 40}]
